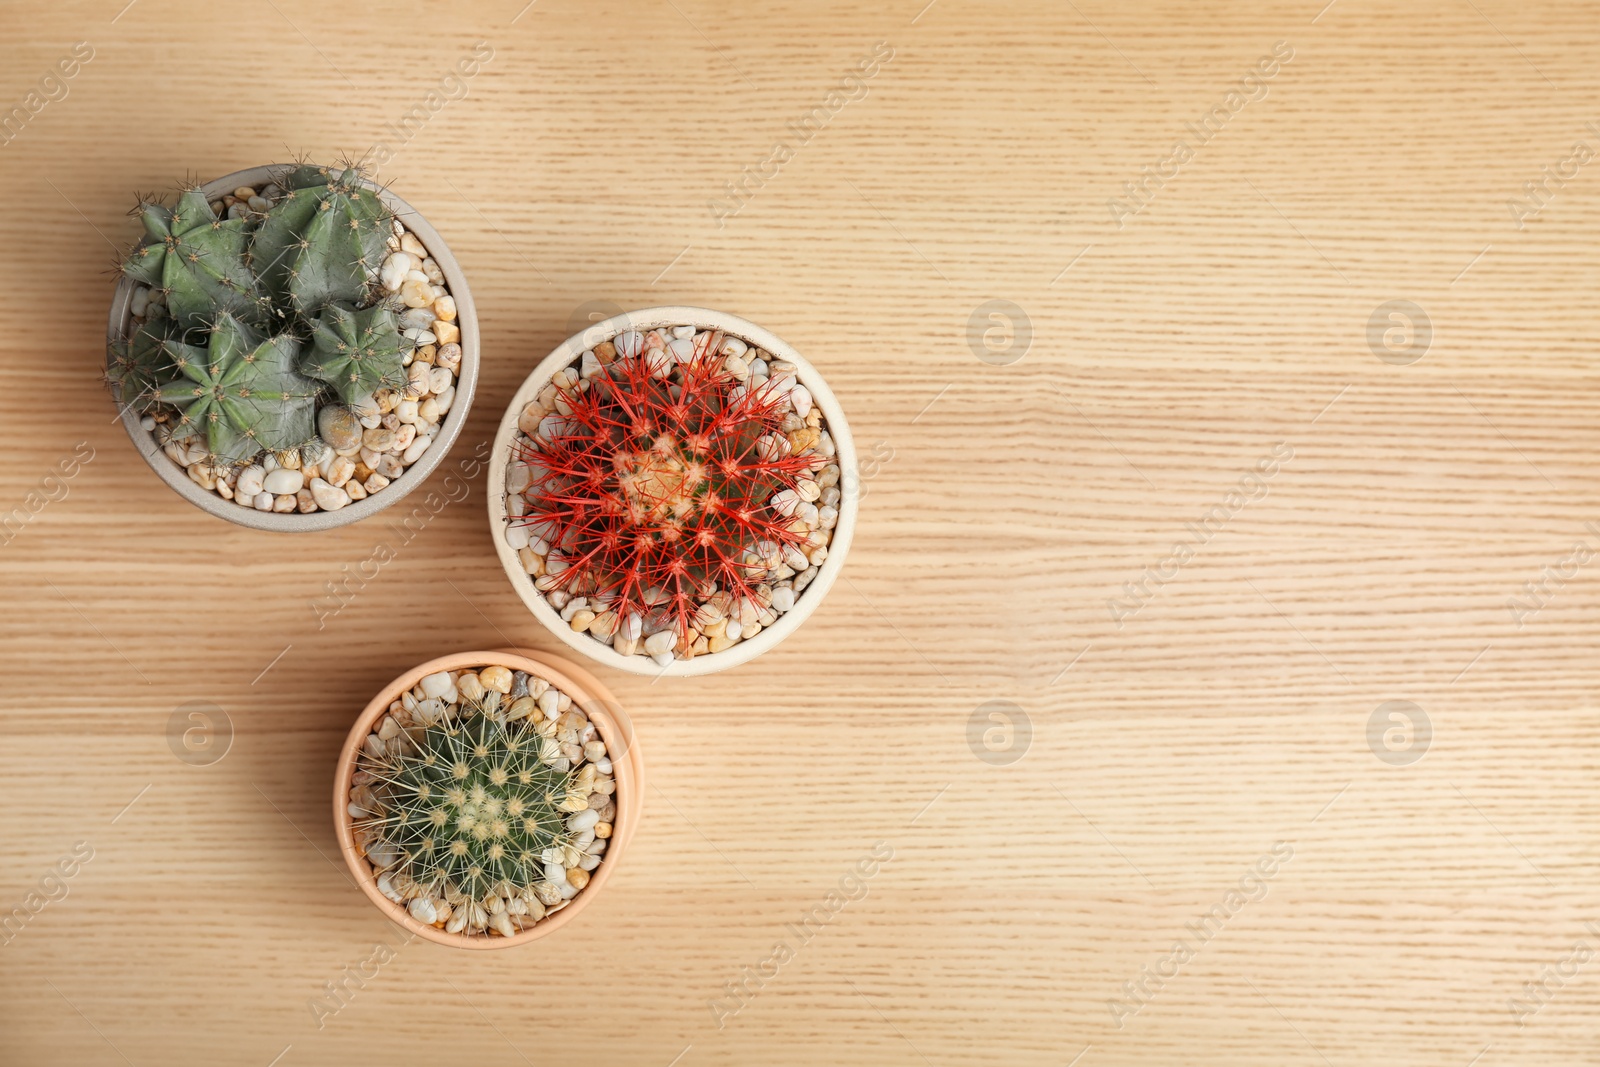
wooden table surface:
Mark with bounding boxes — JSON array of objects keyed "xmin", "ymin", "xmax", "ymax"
[{"xmin": 2, "ymin": 0, "xmax": 1597, "ymax": 1063}]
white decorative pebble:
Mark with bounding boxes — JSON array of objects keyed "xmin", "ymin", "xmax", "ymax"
[
  {"xmin": 309, "ymin": 477, "xmax": 351, "ymax": 512},
  {"xmin": 419, "ymin": 671, "xmax": 457, "ymax": 702},
  {"xmin": 614, "ymin": 330, "xmax": 643, "ymax": 358},
  {"xmin": 538, "ymin": 688, "xmax": 561, "ymax": 720},
  {"xmin": 236, "ymin": 465, "xmax": 265, "ymax": 499},
  {"xmin": 402, "ymin": 434, "xmax": 432, "ymax": 464},
  {"xmin": 261, "ymin": 468, "xmax": 304, "ymax": 495},
  {"xmin": 380, "ymin": 252, "xmax": 413, "ymax": 291}
]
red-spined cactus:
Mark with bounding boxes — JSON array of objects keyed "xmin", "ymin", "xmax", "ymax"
[{"xmin": 512, "ymin": 330, "xmax": 817, "ymax": 644}]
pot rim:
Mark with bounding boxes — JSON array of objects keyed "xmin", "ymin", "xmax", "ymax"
[
  {"xmin": 105, "ymin": 162, "xmax": 480, "ymax": 532},
  {"xmin": 486, "ymin": 306, "xmax": 859, "ymax": 677},
  {"xmin": 332, "ymin": 648, "xmax": 643, "ymax": 949}
]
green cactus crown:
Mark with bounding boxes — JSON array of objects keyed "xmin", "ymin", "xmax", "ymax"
[
  {"xmin": 108, "ymin": 163, "xmax": 410, "ymax": 463},
  {"xmin": 354, "ymin": 692, "xmax": 584, "ymax": 901}
]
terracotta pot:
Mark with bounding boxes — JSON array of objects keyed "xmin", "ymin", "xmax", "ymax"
[
  {"xmin": 333, "ymin": 648, "xmax": 642, "ymax": 949},
  {"xmin": 487, "ymin": 306, "xmax": 859, "ymax": 677},
  {"xmin": 105, "ymin": 163, "xmax": 480, "ymax": 532}
]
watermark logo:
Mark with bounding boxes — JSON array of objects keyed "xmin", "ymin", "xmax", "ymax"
[
  {"xmin": 1506, "ymin": 129, "xmax": 1597, "ymax": 230},
  {"xmin": 1506, "ymin": 526, "xmax": 1599, "ymax": 629},
  {"xmin": 839, "ymin": 439, "xmax": 895, "ymax": 507},
  {"xmin": 167, "ymin": 701, "xmax": 232, "ymax": 767},
  {"xmin": 566, "ymin": 299, "xmax": 626, "ymax": 339},
  {"xmin": 0, "ymin": 842, "xmax": 95, "ymax": 946},
  {"xmin": 310, "ymin": 924, "xmax": 419, "ymax": 1028},
  {"xmin": 1367, "ymin": 700, "xmax": 1430, "ymax": 766},
  {"xmin": 1507, "ymin": 923, "xmax": 1599, "ymax": 1028},
  {"xmin": 708, "ymin": 842, "xmax": 893, "ymax": 1029},
  {"xmin": 1108, "ymin": 841, "xmax": 1294, "ymax": 1028},
  {"xmin": 1, "ymin": 441, "xmax": 94, "ymax": 548},
  {"xmin": 1367, "ymin": 300, "xmax": 1431, "ymax": 365},
  {"xmin": 1107, "ymin": 40, "xmax": 1293, "ymax": 228},
  {"xmin": 966, "ymin": 300, "xmax": 1032, "ymax": 366},
  {"xmin": 708, "ymin": 42, "xmax": 895, "ymax": 227},
  {"xmin": 364, "ymin": 41, "xmax": 494, "ymax": 173},
  {"xmin": 967, "ymin": 700, "xmax": 1031, "ymax": 765},
  {"xmin": 312, "ymin": 441, "xmax": 490, "ymax": 628},
  {"xmin": 1109, "ymin": 442, "xmax": 1294, "ymax": 627},
  {"xmin": 1, "ymin": 41, "xmax": 94, "ymax": 148}
]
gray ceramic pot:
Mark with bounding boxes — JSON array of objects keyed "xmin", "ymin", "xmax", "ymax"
[{"xmin": 105, "ymin": 163, "xmax": 479, "ymax": 532}]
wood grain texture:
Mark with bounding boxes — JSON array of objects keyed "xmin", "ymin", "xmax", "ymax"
[{"xmin": 1, "ymin": 0, "xmax": 1597, "ymax": 1064}]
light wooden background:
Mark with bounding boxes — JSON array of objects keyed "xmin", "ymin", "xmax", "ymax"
[{"xmin": 1, "ymin": 0, "xmax": 1597, "ymax": 1063}]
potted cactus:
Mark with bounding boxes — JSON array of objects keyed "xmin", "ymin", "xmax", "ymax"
[
  {"xmin": 488, "ymin": 306, "xmax": 858, "ymax": 677},
  {"xmin": 335, "ymin": 650, "xmax": 641, "ymax": 948},
  {"xmin": 105, "ymin": 162, "xmax": 477, "ymax": 531}
]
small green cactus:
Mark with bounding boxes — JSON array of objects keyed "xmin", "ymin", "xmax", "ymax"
[
  {"xmin": 121, "ymin": 188, "xmax": 265, "ymax": 330},
  {"xmin": 303, "ymin": 302, "xmax": 409, "ymax": 404},
  {"xmin": 155, "ymin": 314, "xmax": 318, "ymax": 463},
  {"xmin": 355, "ymin": 692, "xmax": 582, "ymax": 901},
  {"xmin": 106, "ymin": 319, "xmax": 182, "ymax": 407},
  {"xmin": 111, "ymin": 163, "xmax": 413, "ymax": 468},
  {"xmin": 251, "ymin": 167, "xmax": 391, "ymax": 316}
]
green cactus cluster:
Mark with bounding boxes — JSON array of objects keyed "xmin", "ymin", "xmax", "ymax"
[
  {"xmin": 109, "ymin": 164, "xmax": 410, "ymax": 464},
  {"xmin": 355, "ymin": 692, "xmax": 584, "ymax": 902}
]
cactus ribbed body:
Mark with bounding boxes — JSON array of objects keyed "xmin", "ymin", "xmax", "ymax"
[
  {"xmin": 107, "ymin": 320, "xmax": 182, "ymax": 406},
  {"xmin": 121, "ymin": 189, "xmax": 264, "ymax": 330},
  {"xmin": 156, "ymin": 314, "xmax": 318, "ymax": 463},
  {"xmin": 304, "ymin": 303, "xmax": 408, "ymax": 404},
  {"xmin": 251, "ymin": 169, "xmax": 390, "ymax": 316}
]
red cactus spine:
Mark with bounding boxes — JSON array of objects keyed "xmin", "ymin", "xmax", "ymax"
[{"xmin": 513, "ymin": 330, "xmax": 818, "ymax": 642}]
